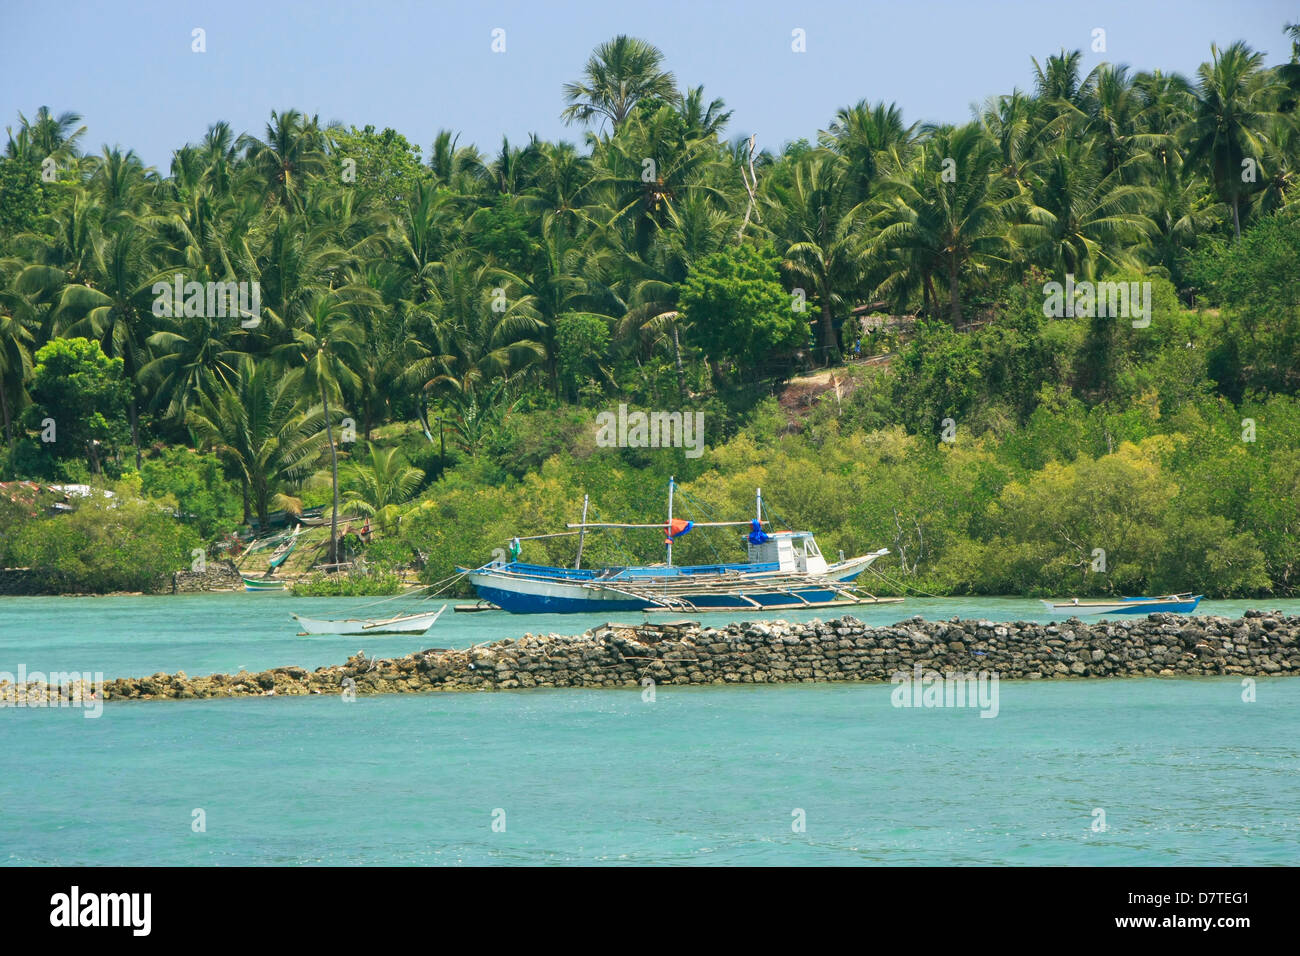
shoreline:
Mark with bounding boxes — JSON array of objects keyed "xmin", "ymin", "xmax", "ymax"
[{"xmin": 2, "ymin": 612, "xmax": 1297, "ymax": 705}]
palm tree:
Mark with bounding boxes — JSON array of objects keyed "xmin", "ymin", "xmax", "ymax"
[
  {"xmin": 616, "ymin": 194, "xmax": 733, "ymax": 395},
  {"xmin": 1144, "ymin": 152, "xmax": 1223, "ymax": 285},
  {"xmin": 767, "ymin": 151, "xmax": 867, "ymax": 361},
  {"xmin": 428, "ymin": 130, "xmax": 487, "ymax": 192},
  {"xmin": 520, "ymin": 141, "xmax": 594, "ymax": 236},
  {"xmin": 241, "ymin": 109, "xmax": 331, "ymax": 210},
  {"xmin": 589, "ymin": 107, "xmax": 730, "ymax": 261},
  {"xmin": 1184, "ymin": 42, "xmax": 1279, "ymax": 238},
  {"xmin": 4, "ymin": 107, "xmax": 86, "ymax": 165},
  {"xmin": 187, "ymin": 357, "xmax": 323, "ymax": 528},
  {"xmin": 492, "ymin": 212, "xmax": 612, "ymax": 395},
  {"xmin": 676, "ymin": 86, "xmax": 733, "ymax": 140},
  {"xmin": 140, "ymin": 305, "xmax": 247, "ymax": 425},
  {"xmin": 89, "ymin": 147, "xmax": 156, "ymax": 221},
  {"xmin": 415, "ymin": 249, "xmax": 547, "ymax": 411},
  {"xmin": 275, "ymin": 287, "xmax": 376, "ymax": 564},
  {"xmin": 1277, "ymin": 23, "xmax": 1300, "ymax": 103},
  {"xmin": 1032, "ymin": 49, "xmax": 1100, "ymax": 117},
  {"xmin": 1084, "ymin": 65, "xmax": 1171, "ymax": 179},
  {"xmin": 561, "ymin": 36, "xmax": 677, "ymax": 132},
  {"xmin": 341, "ymin": 443, "xmax": 424, "ymax": 532},
  {"xmin": 821, "ymin": 100, "xmax": 918, "ymax": 202},
  {"xmin": 0, "ymin": 279, "xmax": 37, "ymax": 445},
  {"xmin": 1022, "ymin": 139, "xmax": 1156, "ymax": 279},
  {"xmin": 53, "ymin": 221, "xmax": 160, "ymax": 467},
  {"xmin": 871, "ymin": 125, "xmax": 1023, "ymax": 327}
]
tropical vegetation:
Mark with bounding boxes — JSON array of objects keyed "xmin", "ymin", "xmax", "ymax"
[{"xmin": 1, "ymin": 28, "xmax": 1298, "ymax": 596}]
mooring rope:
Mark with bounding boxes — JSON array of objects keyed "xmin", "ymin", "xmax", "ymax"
[{"xmin": 863, "ymin": 562, "xmax": 944, "ymax": 599}]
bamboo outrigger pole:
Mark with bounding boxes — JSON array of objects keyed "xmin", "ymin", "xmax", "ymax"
[
  {"xmin": 667, "ymin": 476, "xmax": 675, "ymax": 567},
  {"xmin": 564, "ymin": 521, "xmax": 754, "ymax": 530}
]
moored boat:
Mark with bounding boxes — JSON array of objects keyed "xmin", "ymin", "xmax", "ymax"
[
  {"xmin": 1040, "ymin": 592, "xmax": 1203, "ymax": 615},
  {"xmin": 242, "ymin": 576, "xmax": 287, "ymax": 592},
  {"xmin": 293, "ymin": 604, "xmax": 447, "ymax": 635},
  {"xmin": 462, "ymin": 481, "xmax": 897, "ymax": 614}
]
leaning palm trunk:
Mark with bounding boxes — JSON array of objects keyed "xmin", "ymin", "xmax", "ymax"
[
  {"xmin": 672, "ymin": 322, "xmax": 685, "ymax": 399},
  {"xmin": 320, "ymin": 379, "xmax": 341, "ymax": 567},
  {"xmin": 0, "ymin": 379, "xmax": 11, "ymax": 447},
  {"xmin": 948, "ymin": 259, "xmax": 963, "ymax": 328}
]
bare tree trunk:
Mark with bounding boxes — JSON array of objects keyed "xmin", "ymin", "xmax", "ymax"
[
  {"xmin": 321, "ymin": 379, "xmax": 341, "ymax": 567},
  {"xmin": 738, "ymin": 134, "xmax": 761, "ymax": 241}
]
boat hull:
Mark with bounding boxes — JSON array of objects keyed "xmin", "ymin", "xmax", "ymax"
[
  {"xmin": 242, "ymin": 577, "xmax": 286, "ymax": 592},
  {"xmin": 1040, "ymin": 594, "xmax": 1203, "ymax": 615},
  {"xmin": 293, "ymin": 605, "xmax": 446, "ymax": 635},
  {"xmin": 464, "ymin": 552, "xmax": 888, "ymax": 614}
]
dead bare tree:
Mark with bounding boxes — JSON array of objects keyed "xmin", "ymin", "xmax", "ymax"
[{"xmin": 738, "ymin": 134, "xmax": 761, "ymax": 241}]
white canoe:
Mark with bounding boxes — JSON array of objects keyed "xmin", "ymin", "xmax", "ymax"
[{"xmin": 293, "ymin": 604, "xmax": 447, "ymax": 635}]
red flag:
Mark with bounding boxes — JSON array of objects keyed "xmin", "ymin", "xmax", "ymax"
[{"xmin": 664, "ymin": 518, "xmax": 694, "ymax": 543}]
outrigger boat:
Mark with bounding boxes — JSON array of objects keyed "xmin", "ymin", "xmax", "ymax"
[
  {"xmin": 239, "ymin": 525, "xmax": 301, "ymax": 591},
  {"xmin": 242, "ymin": 576, "xmax": 287, "ymax": 592},
  {"xmin": 292, "ymin": 604, "xmax": 448, "ymax": 636},
  {"xmin": 1040, "ymin": 592, "xmax": 1203, "ymax": 615},
  {"xmin": 462, "ymin": 480, "xmax": 897, "ymax": 614},
  {"xmin": 266, "ymin": 524, "xmax": 301, "ymax": 570}
]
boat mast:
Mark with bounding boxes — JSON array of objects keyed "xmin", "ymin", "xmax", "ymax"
[
  {"xmin": 666, "ymin": 476, "xmax": 675, "ymax": 567},
  {"xmin": 756, "ymin": 487, "xmax": 762, "ymax": 523},
  {"xmin": 575, "ymin": 495, "xmax": 589, "ymax": 569}
]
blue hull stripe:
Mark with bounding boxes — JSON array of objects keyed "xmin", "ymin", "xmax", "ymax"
[{"xmin": 474, "ymin": 583, "xmax": 846, "ymax": 615}]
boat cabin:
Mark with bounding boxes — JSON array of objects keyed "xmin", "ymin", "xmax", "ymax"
[{"xmin": 746, "ymin": 531, "xmax": 829, "ymax": 574}]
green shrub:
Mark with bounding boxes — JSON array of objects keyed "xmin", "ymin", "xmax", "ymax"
[
  {"xmin": 138, "ymin": 446, "xmax": 243, "ymax": 542},
  {"xmin": 9, "ymin": 479, "xmax": 200, "ymax": 593},
  {"xmin": 290, "ymin": 567, "xmax": 406, "ymax": 596}
]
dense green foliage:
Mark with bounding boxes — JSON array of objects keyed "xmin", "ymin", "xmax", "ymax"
[
  {"xmin": 14, "ymin": 337, "xmax": 130, "ymax": 479},
  {"xmin": 290, "ymin": 567, "xmax": 405, "ymax": 596},
  {"xmin": 5, "ymin": 478, "xmax": 199, "ymax": 593},
  {"xmin": 1, "ymin": 32, "xmax": 1298, "ymax": 595},
  {"xmin": 681, "ymin": 243, "xmax": 807, "ymax": 374}
]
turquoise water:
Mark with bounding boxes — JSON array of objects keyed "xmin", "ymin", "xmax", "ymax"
[{"xmin": 2, "ymin": 595, "xmax": 1299, "ymax": 865}]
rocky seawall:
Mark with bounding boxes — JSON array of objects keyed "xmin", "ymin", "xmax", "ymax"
[
  {"xmin": 2, "ymin": 611, "xmax": 1297, "ymax": 705},
  {"xmin": 171, "ymin": 559, "xmax": 243, "ymax": 593}
]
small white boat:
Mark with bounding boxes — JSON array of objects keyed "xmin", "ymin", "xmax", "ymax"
[{"xmin": 293, "ymin": 604, "xmax": 448, "ymax": 636}]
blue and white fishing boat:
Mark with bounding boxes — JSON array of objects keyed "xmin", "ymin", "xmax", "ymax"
[
  {"xmin": 462, "ymin": 481, "xmax": 896, "ymax": 614},
  {"xmin": 1040, "ymin": 592, "xmax": 1203, "ymax": 615}
]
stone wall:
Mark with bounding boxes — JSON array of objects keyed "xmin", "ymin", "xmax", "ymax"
[
  {"xmin": 171, "ymin": 559, "xmax": 243, "ymax": 593},
  {"xmin": 48, "ymin": 611, "xmax": 1299, "ymax": 702}
]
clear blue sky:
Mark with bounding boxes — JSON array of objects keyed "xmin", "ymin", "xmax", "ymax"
[{"xmin": 2, "ymin": 0, "xmax": 1295, "ymax": 169}]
